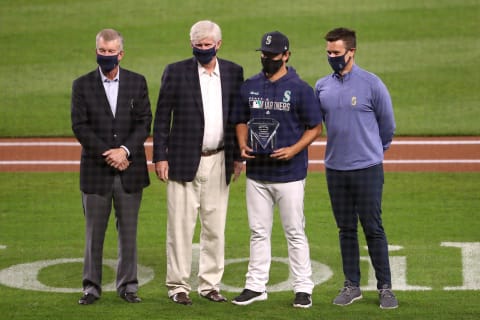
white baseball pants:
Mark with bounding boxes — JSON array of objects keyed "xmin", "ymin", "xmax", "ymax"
[{"xmin": 244, "ymin": 178, "xmax": 314, "ymax": 294}]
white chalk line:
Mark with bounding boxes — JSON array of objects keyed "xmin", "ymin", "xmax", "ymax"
[
  {"xmin": 1, "ymin": 160, "xmax": 480, "ymax": 166},
  {"xmin": 0, "ymin": 140, "xmax": 480, "ymax": 147},
  {"xmin": 1, "ymin": 139, "xmax": 479, "ymax": 167}
]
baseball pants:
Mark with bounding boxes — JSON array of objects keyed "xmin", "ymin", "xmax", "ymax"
[{"xmin": 244, "ymin": 178, "xmax": 314, "ymax": 294}]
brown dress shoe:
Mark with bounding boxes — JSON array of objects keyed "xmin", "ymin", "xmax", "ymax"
[
  {"xmin": 203, "ymin": 290, "xmax": 227, "ymax": 302},
  {"xmin": 171, "ymin": 292, "xmax": 192, "ymax": 305}
]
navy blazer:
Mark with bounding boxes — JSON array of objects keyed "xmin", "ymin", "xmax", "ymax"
[
  {"xmin": 152, "ymin": 57, "xmax": 243, "ymax": 184},
  {"xmin": 71, "ymin": 67, "xmax": 152, "ymax": 194}
]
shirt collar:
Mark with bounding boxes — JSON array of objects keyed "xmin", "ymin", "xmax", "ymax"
[
  {"xmin": 99, "ymin": 67, "xmax": 120, "ymax": 82},
  {"xmin": 332, "ymin": 64, "xmax": 357, "ymax": 81},
  {"xmin": 197, "ymin": 60, "xmax": 220, "ymax": 77}
]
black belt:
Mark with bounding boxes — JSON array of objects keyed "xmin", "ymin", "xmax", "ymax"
[{"xmin": 201, "ymin": 146, "xmax": 224, "ymax": 156}]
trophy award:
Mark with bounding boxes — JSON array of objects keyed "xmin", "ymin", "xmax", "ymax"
[{"xmin": 247, "ymin": 118, "xmax": 280, "ymax": 155}]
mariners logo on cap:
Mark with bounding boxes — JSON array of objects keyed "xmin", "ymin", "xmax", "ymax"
[
  {"xmin": 258, "ymin": 31, "xmax": 289, "ymax": 54},
  {"xmin": 265, "ymin": 35, "xmax": 272, "ymax": 45}
]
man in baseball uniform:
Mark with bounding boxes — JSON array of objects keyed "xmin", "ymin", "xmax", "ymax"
[{"xmin": 231, "ymin": 31, "xmax": 322, "ymax": 308}]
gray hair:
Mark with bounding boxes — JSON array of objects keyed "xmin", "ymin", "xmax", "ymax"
[
  {"xmin": 190, "ymin": 20, "xmax": 222, "ymax": 43},
  {"xmin": 96, "ymin": 28, "xmax": 124, "ymax": 51}
]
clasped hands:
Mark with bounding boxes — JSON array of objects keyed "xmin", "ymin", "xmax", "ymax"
[{"xmin": 103, "ymin": 148, "xmax": 130, "ymax": 171}]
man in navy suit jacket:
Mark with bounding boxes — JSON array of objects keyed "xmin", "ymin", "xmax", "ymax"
[
  {"xmin": 152, "ymin": 20, "xmax": 243, "ymax": 305},
  {"xmin": 71, "ymin": 29, "xmax": 151, "ymax": 305}
]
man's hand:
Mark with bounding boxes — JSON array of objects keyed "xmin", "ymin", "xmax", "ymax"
[
  {"xmin": 232, "ymin": 161, "xmax": 244, "ymax": 182},
  {"xmin": 116, "ymin": 158, "xmax": 131, "ymax": 171},
  {"xmin": 270, "ymin": 146, "xmax": 297, "ymax": 161},
  {"xmin": 102, "ymin": 148, "xmax": 128, "ymax": 170},
  {"xmin": 240, "ymin": 145, "xmax": 255, "ymax": 159},
  {"xmin": 155, "ymin": 161, "xmax": 169, "ymax": 182}
]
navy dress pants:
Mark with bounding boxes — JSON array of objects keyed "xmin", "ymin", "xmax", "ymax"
[{"xmin": 326, "ymin": 164, "xmax": 392, "ymax": 289}]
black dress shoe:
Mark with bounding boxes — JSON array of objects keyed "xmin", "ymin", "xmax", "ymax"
[
  {"xmin": 78, "ymin": 293, "xmax": 98, "ymax": 305},
  {"xmin": 121, "ymin": 292, "xmax": 142, "ymax": 303}
]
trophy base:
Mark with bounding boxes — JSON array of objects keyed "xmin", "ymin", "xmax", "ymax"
[{"xmin": 247, "ymin": 148, "xmax": 274, "ymax": 156}]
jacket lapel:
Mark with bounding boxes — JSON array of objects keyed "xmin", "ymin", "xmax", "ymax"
[
  {"xmin": 188, "ymin": 58, "xmax": 204, "ymax": 114},
  {"xmin": 116, "ymin": 68, "xmax": 128, "ymax": 120},
  {"xmin": 95, "ymin": 68, "xmax": 115, "ymax": 118},
  {"xmin": 218, "ymin": 59, "xmax": 230, "ymax": 130}
]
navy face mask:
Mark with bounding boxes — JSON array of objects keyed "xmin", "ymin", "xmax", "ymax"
[
  {"xmin": 97, "ymin": 54, "xmax": 119, "ymax": 73},
  {"xmin": 193, "ymin": 46, "xmax": 217, "ymax": 65},
  {"xmin": 327, "ymin": 51, "xmax": 351, "ymax": 74}
]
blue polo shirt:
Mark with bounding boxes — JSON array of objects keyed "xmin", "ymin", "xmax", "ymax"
[{"xmin": 315, "ymin": 65, "xmax": 395, "ymax": 171}]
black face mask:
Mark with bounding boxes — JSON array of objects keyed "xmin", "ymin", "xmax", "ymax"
[
  {"xmin": 328, "ymin": 51, "xmax": 351, "ymax": 74},
  {"xmin": 261, "ymin": 56, "xmax": 283, "ymax": 75},
  {"xmin": 193, "ymin": 46, "xmax": 217, "ymax": 65},
  {"xmin": 96, "ymin": 54, "xmax": 119, "ymax": 73}
]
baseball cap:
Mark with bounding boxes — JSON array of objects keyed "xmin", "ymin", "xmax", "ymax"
[{"xmin": 257, "ymin": 31, "xmax": 289, "ymax": 54}]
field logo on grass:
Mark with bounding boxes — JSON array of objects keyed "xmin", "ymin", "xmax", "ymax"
[
  {"xmin": 0, "ymin": 242, "xmax": 479, "ymax": 292},
  {"xmin": 192, "ymin": 244, "xmax": 333, "ymax": 292},
  {"xmin": 0, "ymin": 257, "xmax": 154, "ymax": 293}
]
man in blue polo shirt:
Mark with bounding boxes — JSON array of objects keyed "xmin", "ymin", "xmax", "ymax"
[
  {"xmin": 232, "ymin": 31, "xmax": 322, "ymax": 308},
  {"xmin": 315, "ymin": 27, "xmax": 398, "ymax": 309}
]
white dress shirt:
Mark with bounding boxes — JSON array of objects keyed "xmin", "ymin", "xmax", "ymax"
[
  {"xmin": 198, "ymin": 61, "xmax": 223, "ymax": 151},
  {"xmin": 99, "ymin": 68, "xmax": 129, "ymax": 156},
  {"xmin": 99, "ymin": 68, "xmax": 119, "ymax": 117}
]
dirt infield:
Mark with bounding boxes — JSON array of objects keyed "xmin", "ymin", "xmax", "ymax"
[{"xmin": 1, "ymin": 137, "xmax": 479, "ymax": 172}]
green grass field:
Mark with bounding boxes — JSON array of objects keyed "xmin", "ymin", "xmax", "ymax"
[
  {"xmin": 0, "ymin": 172, "xmax": 479, "ymax": 319},
  {"xmin": 0, "ymin": 0, "xmax": 479, "ymax": 136},
  {"xmin": 1, "ymin": 0, "xmax": 479, "ymax": 319}
]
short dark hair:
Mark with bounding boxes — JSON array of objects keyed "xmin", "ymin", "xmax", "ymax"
[{"xmin": 324, "ymin": 27, "xmax": 356, "ymax": 50}]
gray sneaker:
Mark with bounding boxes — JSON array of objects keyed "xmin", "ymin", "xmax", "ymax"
[
  {"xmin": 379, "ymin": 286, "xmax": 398, "ymax": 309},
  {"xmin": 333, "ymin": 282, "xmax": 362, "ymax": 306}
]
